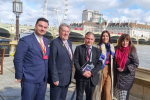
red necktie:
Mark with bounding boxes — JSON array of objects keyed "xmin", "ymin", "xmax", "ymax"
[{"xmin": 87, "ymin": 48, "xmax": 90, "ymax": 61}]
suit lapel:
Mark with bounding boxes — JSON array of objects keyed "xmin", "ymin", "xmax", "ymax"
[
  {"xmin": 83, "ymin": 44, "xmax": 87, "ymax": 61},
  {"xmin": 68, "ymin": 40, "xmax": 73, "ymax": 55},
  {"xmin": 58, "ymin": 37, "xmax": 71, "ymax": 60},
  {"xmin": 92, "ymin": 46, "xmax": 96, "ymax": 63},
  {"xmin": 32, "ymin": 33, "xmax": 43, "ymax": 58}
]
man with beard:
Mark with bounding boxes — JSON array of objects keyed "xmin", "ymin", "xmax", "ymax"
[{"xmin": 14, "ymin": 18, "xmax": 49, "ymax": 100}]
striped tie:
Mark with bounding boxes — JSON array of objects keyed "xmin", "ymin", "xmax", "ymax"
[
  {"xmin": 64, "ymin": 41, "xmax": 72, "ymax": 60},
  {"xmin": 40, "ymin": 38, "xmax": 45, "ymax": 54}
]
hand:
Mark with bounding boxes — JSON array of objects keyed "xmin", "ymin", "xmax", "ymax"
[
  {"xmin": 117, "ymin": 67, "xmax": 123, "ymax": 72},
  {"xmin": 86, "ymin": 71, "xmax": 91, "ymax": 78},
  {"xmin": 15, "ymin": 79, "xmax": 22, "ymax": 83},
  {"xmin": 83, "ymin": 71, "xmax": 91, "ymax": 78},
  {"xmin": 54, "ymin": 81, "xmax": 59, "ymax": 86}
]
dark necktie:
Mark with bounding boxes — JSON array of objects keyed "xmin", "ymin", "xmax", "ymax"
[{"xmin": 87, "ymin": 48, "xmax": 90, "ymax": 61}]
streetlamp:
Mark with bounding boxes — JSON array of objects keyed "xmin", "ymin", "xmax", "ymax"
[{"xmin": 13, "ymin": 0, "xmax": 23, "ymax": 41}]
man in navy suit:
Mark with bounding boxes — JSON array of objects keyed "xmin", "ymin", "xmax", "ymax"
[
  {"xmin": 48, "ymin": 23, "xmax": 73, "ymax": 100},
  {"xmin": 14, "ymin": 18, "xmax": 49, "ymax": 100}
]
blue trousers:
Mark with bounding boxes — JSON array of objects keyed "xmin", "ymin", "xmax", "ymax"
[
  {"xmin": 50, "ymin": 84, "xmax": 69, "ymax": 100},
  {"xmin": 21, "ymin": 81, "xmax": 47, "ymax": 100}
]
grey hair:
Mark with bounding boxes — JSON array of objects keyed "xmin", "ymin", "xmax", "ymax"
[
  {"xmin": 85, "ymin": 32, "xmax": 95, "ymax": 38},
  {"xmin": 59, "ymin": 23, "xmax": 70, "ymax": 32}
]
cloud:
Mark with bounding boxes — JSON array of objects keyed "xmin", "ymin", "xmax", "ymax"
[
  {"xmin": 76, "ymin": 0, "xmax": 120, "ymax": 11},
  {"xmin": 118, "ymin": 8, "xmax": 143, "ymax": 17},
  {"xmin": 141, "ymin": 11, "xmax": 150, "ymax": 24},
  {"xmin": 127, "ymin": 0, "xmax": 150, "ymax": 10},
  {"xmin": 103, "ymin": 8, "xmax": 145, "ymax": 24},
  {"xmin": 0, "ymin": 1, "xmax": 14, "ymax": 24},
  {"xmin": 0, "ymin": 0, "xmax": 150, "ymax": 27}
]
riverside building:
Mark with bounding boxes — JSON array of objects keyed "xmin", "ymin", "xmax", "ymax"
[{"xmin": 70, "ymin": 10, "xmax": 150, "ymax": 40}]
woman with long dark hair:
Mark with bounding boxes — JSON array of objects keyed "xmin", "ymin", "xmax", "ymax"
[
  {"xmin": 93, "ymin": 30, "xmax": 115, "ymax": 100},
  {"xmin": 114, "ymin": 34, "xmax": 139, "ymax": 100}
]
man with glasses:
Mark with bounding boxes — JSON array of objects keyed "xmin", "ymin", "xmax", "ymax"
[{"xmin": 48, "ymin": 23, "xmax": 73, "ymax": 100}]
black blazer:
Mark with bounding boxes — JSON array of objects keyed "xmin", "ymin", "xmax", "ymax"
[{"xmin": 73, "ymin": 44, "xmax": 102, "ymax": 86}]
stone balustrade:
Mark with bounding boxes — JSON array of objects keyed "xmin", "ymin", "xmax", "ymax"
[
  {"xmin": 130, "ymin": 67, "xmax": 150, "ymax": 100},
  {"xmin": 71, "ymin": 66, "xmax": 150, "ymax": 100}
]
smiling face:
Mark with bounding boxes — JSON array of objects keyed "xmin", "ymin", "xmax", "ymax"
[
  {"xmin": 35, "ymin": 21, "xmax": 48, "ymax": 37},
  {"xmin": 59, "ymin": 26, "xmax": 70, "ymax": 41},
  {"xmin": 84, "ymin": 34, "xmax": 95, "ymax": 47},
  {"xmin": 121, "ymin": 39, "xmax": 129, "ymax": 47},
  {"xmin": 102, "ymin": 32, "xmax": 109, "ymax": 44}
]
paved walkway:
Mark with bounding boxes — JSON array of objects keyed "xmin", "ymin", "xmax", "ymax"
[
  {"xmin": 0, "ymin": 57, "xmax": 77, "ymax": 100},
  {"xmin": 0, "ymin": 57, "xmax": 139, "ymax": 100}
]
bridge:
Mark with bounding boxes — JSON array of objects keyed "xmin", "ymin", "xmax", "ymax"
[
  {"xmin": 0, "ymin": 22, "xmax": 54, "ymax": 41},
  {"xmin": 70, "ymin": 30, "xmax": 147, "ymax": 44},
  {"xmin": 0, "ymin": 23, "xmax": 148, "ymax": 44},
  {"xmin": 0, "ymin": 22, "xmax": 54, "ymax": 34}
]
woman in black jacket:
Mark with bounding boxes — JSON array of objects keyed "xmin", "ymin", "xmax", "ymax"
[{"xmin": 114, "ymin": 34, "xmax": 139, "ymax": 100}]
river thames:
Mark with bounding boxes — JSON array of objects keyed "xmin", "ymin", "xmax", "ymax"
[{"xmin": 72, "ymin": 43, "xmax": 150, "ymax": 69}]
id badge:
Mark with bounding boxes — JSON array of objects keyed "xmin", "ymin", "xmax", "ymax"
[{"xmin": 43, "ymin": 55, "xmax": 48, "ymax": 59}]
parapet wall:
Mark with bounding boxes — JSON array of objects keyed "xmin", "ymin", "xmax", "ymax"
[
  {"xmin": 71, "ymin": 66, "xmax": 150, "ymax": 100},
  {"xmin": 130, "ymin": 67, "xmax": 150, "ymax": 100}
]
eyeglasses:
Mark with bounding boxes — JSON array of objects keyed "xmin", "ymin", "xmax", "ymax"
[{"xmin": 61, "ymin": 29, "xmax": 70, "ymax": 33}]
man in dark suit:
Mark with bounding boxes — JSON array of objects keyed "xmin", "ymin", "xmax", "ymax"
[
  {"xmin": 14, "ymin": 18, "xmax": 49, "ymax": 100},
  {"xmin": 48, "ymin": 23, "xmax": 73, "ymax": 100},
  {"xmin": 74, "ymin": 32, "xmax": 102, "ymax": 100}
]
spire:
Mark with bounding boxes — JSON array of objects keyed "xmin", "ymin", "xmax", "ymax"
[{"xmin": 99, "ymin": 15, "xmax": 103, "ymax": 24}]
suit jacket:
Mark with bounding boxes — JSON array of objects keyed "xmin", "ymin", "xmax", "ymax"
[
  {"xmin": 14, "ymin": 33, "xmax": 50, "ymax": 83},
  {"xmin": 48, "ymin": 37, "xmax": 73, "ymax": 86},
  {"xmin": 73, "ymin": 44, "xmax": 102, "ymax": 86}
]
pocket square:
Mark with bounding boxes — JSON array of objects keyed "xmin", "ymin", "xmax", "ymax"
[{"xmin": 48, "ymin": 45, "xmax": 50, "ymax": 47}]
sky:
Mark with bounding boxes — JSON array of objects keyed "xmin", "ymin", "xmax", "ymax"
[{"xmin": 0, "ymin": 0, "xmax": 150, "ymax": 27}]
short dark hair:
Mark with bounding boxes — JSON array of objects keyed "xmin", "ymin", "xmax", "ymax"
[
  {"xmin": 85, "ymin": 32, "xmax": 95, "ymax": 38},
  {"xmin": 98, "ymin": 30, "xmax": 112, "ymax": 45},
  {"xmin": 36, "ymin": 18, "xmax": 49, "ymax": 25}
]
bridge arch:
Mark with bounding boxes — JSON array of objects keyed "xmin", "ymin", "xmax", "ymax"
[{"xmin": 0, "ymin": 27, "xmax": 10, "ymax": 38}]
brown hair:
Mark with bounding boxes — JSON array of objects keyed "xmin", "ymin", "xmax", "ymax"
[
  {"xmin": 98, "ymin": 30, "xmax": 112, "ymax": 45},
  {"xmin": 116, "ymin": 34, "xmax": 136, "ymax": 53}
]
